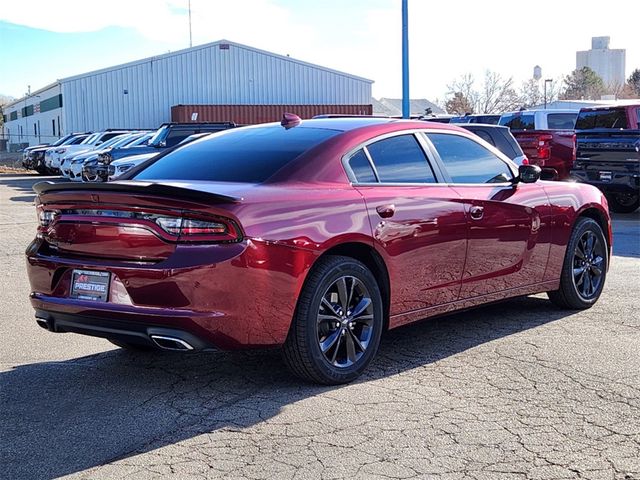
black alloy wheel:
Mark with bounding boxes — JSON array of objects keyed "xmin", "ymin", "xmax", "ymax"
[
  {"xmin": 316, "ymin": 276, "xmax": 374, "ymax": 368},
  {"xmin": 548, "ymin": 217, "xmax": 608, "ymax": 309},
  {"xmin": 572, "ymin": 229, "xmax": 606, "ymax": 300},
  {"xmin": 283, "ymin": 255, "xmax": 383, "ymax": 385}
]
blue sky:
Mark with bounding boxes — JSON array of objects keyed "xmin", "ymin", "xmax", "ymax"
[{"xmin": 1, "ymin": 0, "xmax": 638, "ymax": 101}]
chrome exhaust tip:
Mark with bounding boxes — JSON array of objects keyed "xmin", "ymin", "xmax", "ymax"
[
  {"xmin": 35, "ymin": 317, "xmax": 50, "ymax": 330},
  {"xmin": 149, "ymin": 334, "xmax": 194, "ymax": 351}
]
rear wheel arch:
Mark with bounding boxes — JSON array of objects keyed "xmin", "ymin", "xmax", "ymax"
[
  {"xmin": 307, "ymin": 242, "xmax": 391, "ymax": 331},
  {"xmin": 577, "ymin": 206, "xmax": 610, "ymax": 251}
]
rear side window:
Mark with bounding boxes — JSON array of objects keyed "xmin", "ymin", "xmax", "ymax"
[
  {"xmin": 576, "ymin": 109, "xmax": 628, "ymax": 129},
  {"xmin": 547, "ymin": 113, "xmax": 577, "ymax": 129},
  {"xmin": 428, "ymin": 133, "xmax": 513, "ymax": 184},
  {"xmin": 348, "ymin": 150, "xmax": 377, "ymax": 183},
  {"xmin": 165, "ymin": 129, "xmax": 197, "ymax": 147},
  {"xmin": 471, "ymin": 130, "xmax": 495, "ymax": 145},
  {"xmin": 366, "ymin": 134, "xmax": 436, "ymax": 183},
  {"xmin": 135, "ymin": 126, "xmax": 340, "ymax": 183},
  {"xmin": 499, "ymin": 114, "xmax": 535, "ymax": 130}
]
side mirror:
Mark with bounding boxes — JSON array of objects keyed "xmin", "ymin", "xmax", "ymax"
[{"xmin": 517, "ymin": 164, "xmax": 541, "ymax": 184}]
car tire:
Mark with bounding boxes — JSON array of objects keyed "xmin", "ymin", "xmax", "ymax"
[
  {"xmin": 108, "ymin": 339, "xmax": 156, "ymax": 352},
  {"xmin": 283, "ymin": 255, "xmax": 384, "ymax": 385},
  {"xmin": 607, "ymin": 193, "xmax": 639, "ymax": 214},
  {"xmin": 547, "ymin": 217, "xmax": 608, "ymax": 310}
]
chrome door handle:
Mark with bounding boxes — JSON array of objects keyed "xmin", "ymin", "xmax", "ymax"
[
  {"xmin": 469, "ymin": 206, "xmax": 484, "ymax": 220},
  {"xmin": 376, "ymin": 204, "xmax": 396, "ymax": 218}
]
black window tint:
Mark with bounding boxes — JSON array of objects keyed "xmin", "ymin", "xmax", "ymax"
[
  {"xmin": 547, "ymin": 113, "xmax": 577, "ymax": 129},
  {"xmin": 576, "ymin": 109, "xmax": 628, "ymax": 129},
  {"xmin": 135, "ymin": 126, "xmax": 340, "ymax": 183},
  {"xmin": 473, "ymin": 130, "xmax": 494, "ymax": 145},
  {"xmin": 499, "ymin": 114, "xmax": 535, "ymax": 130},
  {"xmin": 428, "ymin": 133, "xmax": 513, "ymax": 184},
  {"xmin": 165, "ymin": 129, "xmax": 197, "ymax": 147},
  {"xmin": 348, "ymin": 149, "xmax": 377, "ymax": 183},
  {"xmin": 366, "ymin": 134, "xmax": 436, "ymax": 183}
]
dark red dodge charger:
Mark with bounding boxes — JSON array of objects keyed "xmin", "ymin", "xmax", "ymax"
[{"xmin": 26, "ymin": 118, "xmax": 612, "ymax": 384}]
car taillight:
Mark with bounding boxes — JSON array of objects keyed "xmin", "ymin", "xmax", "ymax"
[
  {"xmin": 536, "ymin": 134, "xmax": 553, "ymax": 162},
  {"xmin": 43, "ymin": 208, "xmax": 242, "ymax": 243},
  {"xmin": 522, "ymin": 157, "xmax": 530, "ymax": 165},
  {"xmin": 155, "ymin": 216, "xmax": 233, "ymax": 239}
]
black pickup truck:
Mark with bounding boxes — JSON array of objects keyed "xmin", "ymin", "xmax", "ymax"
[{"xmin": 571, "ymin": 105, "xmax": 640, "ymax": 213}]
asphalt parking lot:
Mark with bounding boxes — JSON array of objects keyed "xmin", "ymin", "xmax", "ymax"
[{"xmin": 0, "ymin": 174, "xmax": 638, "ymax": 480}]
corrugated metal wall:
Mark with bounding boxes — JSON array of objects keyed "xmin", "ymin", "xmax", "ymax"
[
  {"xmin": 61, "ymin": 41, "xmax": 373, "ymax": 132},
  {"xmin": 171, "ymin": 104, "xmax": 373, "ymax": 124}
]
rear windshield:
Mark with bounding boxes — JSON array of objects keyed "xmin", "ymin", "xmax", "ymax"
[
  {"xmin": 134, "ymin": 125, "xmax": 340, "ymax": 183},
  {"xmin": 575, "ymin": 109, "xmax": 628, "ymax": 129},
  {"xmin": 499, "ymin": 114, "xmax": 535, "ymax": 130},
  {"xmin": 547, "ymin": 113, "xmax": 577, "ymax": 129}
]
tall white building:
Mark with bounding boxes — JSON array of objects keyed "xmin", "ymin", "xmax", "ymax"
[{"xmin": 576, "ymin": 36, "xmax": 626, "ymax": 87}]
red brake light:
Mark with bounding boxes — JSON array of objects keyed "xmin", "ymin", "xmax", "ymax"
[
  {"xmin": 521, "ymin": 157, "xmax": 529, "ymax": 165},
  {"xmin": 154, "ymin": 215, "xmax": 239, "ymax": 242},
  {"xmin": 536, "ymin": 134, "xmax": 553, "ymax": 161}
]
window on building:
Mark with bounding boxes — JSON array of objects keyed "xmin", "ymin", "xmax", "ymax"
[
  {"xmin": 57, "ymin": 116, "xmax": 61, "ymax": 137},
  {"xmin": 52, "ymin": 119, "xmax": 56, "ymax": 136}
]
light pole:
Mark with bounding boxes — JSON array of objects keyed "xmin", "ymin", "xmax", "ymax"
[
  {"xmin": 544, "ymin": 79, "xmax": 553, "ymax": 109},
  {"xmin": 401, "ymin": 0, "xmax": 409, "ymax": 119}
]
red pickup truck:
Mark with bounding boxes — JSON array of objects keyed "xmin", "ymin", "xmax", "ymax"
[{"xmin": 499, "ymin": 109, "xmax": 578, "ymax": 180}]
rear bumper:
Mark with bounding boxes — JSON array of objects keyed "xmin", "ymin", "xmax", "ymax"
[
  {"xmin": 33, "ymin": 307, "xmax": 216, "ymax": 351},
  {"xmin": 570, "ymin": 167, "xmax": 640, "ymax": 194},
  {"xmin": 26, "ymin": 238, "xmax": 314, "ymax": 349}
]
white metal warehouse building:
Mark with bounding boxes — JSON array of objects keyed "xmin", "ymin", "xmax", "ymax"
[{"xmin": 1, "ymin": 40, "xmax": 373, "ymax": 148}]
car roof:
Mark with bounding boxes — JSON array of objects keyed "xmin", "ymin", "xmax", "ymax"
[
  {"xmin": 501, "ymin": 109, "xmax": 579, "ymax": 115},
  {"xmin": 459, "ymin": 123, "xmax": 510, "ymax": 130}
]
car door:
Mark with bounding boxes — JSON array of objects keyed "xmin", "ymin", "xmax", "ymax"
[
  {"xmin": 346, "ymin": 132, "xmax": 468, "ymax": 317},
  {"xmin": 424, "ymin": 131, "xmax": 552, "ymax": 299}
]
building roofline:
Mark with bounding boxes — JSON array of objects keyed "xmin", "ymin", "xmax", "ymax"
[
  {"xmin": 3, "ymin": 81, "xmax": 61, "ymax": 109},
  {"xmin": 59, "ymin": 39, "xmax": 374, "ymax": 84}
]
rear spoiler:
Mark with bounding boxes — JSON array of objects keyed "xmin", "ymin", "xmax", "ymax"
[{"xmin": 33, "ymin": 181, "xmax": 242, "ymax": 204}]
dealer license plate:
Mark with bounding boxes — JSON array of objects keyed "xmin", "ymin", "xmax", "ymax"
[
  {"xmin": 599, "ymin": 171, "xmax": 613, "ymax": 182},
  {"xmin": 70, "ymin": 269, "xmax": 110, "ymax": 302}
]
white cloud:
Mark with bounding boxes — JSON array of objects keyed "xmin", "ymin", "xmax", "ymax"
[{"xmin": 2, "ymin": 0, "xmax": 638, "ymax": 99}]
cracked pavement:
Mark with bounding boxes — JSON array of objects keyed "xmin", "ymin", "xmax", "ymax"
[{"xmin": 1, "ymin": 174, "xmax": 639, "ymax": 480}]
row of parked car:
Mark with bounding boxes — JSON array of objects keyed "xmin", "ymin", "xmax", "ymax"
[
  {"xmin": 21, "ymin": 103, "xmax": 640, "ymax": 213},
  {"xmin": 429, "ymin": 104, "xmax": 640, "ymax": 213},
  {"xmin": 21, "ymin": 122, "xmax": 236, "ymax": 182}
]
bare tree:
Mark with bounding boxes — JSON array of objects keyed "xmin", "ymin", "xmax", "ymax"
[
  {"xmin": 445, "ymin": 92, "xmax": 473, "ymax": 115},
  {"xmin": 445, "ymin": 71, "xmax": 522, "ymax": 115},
  {"xmin": 520, "ymin": 78, "xmax": 561, "ymax": 108}
]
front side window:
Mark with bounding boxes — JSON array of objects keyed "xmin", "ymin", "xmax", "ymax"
[
  {"xmin": 366, "ymin": 134, "xmax": 436, "ymax": 183},
  {"xmin": 427, "ymin": 133, "xmax": 513, "ymax": 184}
]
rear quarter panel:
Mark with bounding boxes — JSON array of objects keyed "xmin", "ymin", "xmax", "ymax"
[{"xmin": 541, "ymin": 181, "xmax": 611, "ymax": 281}]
